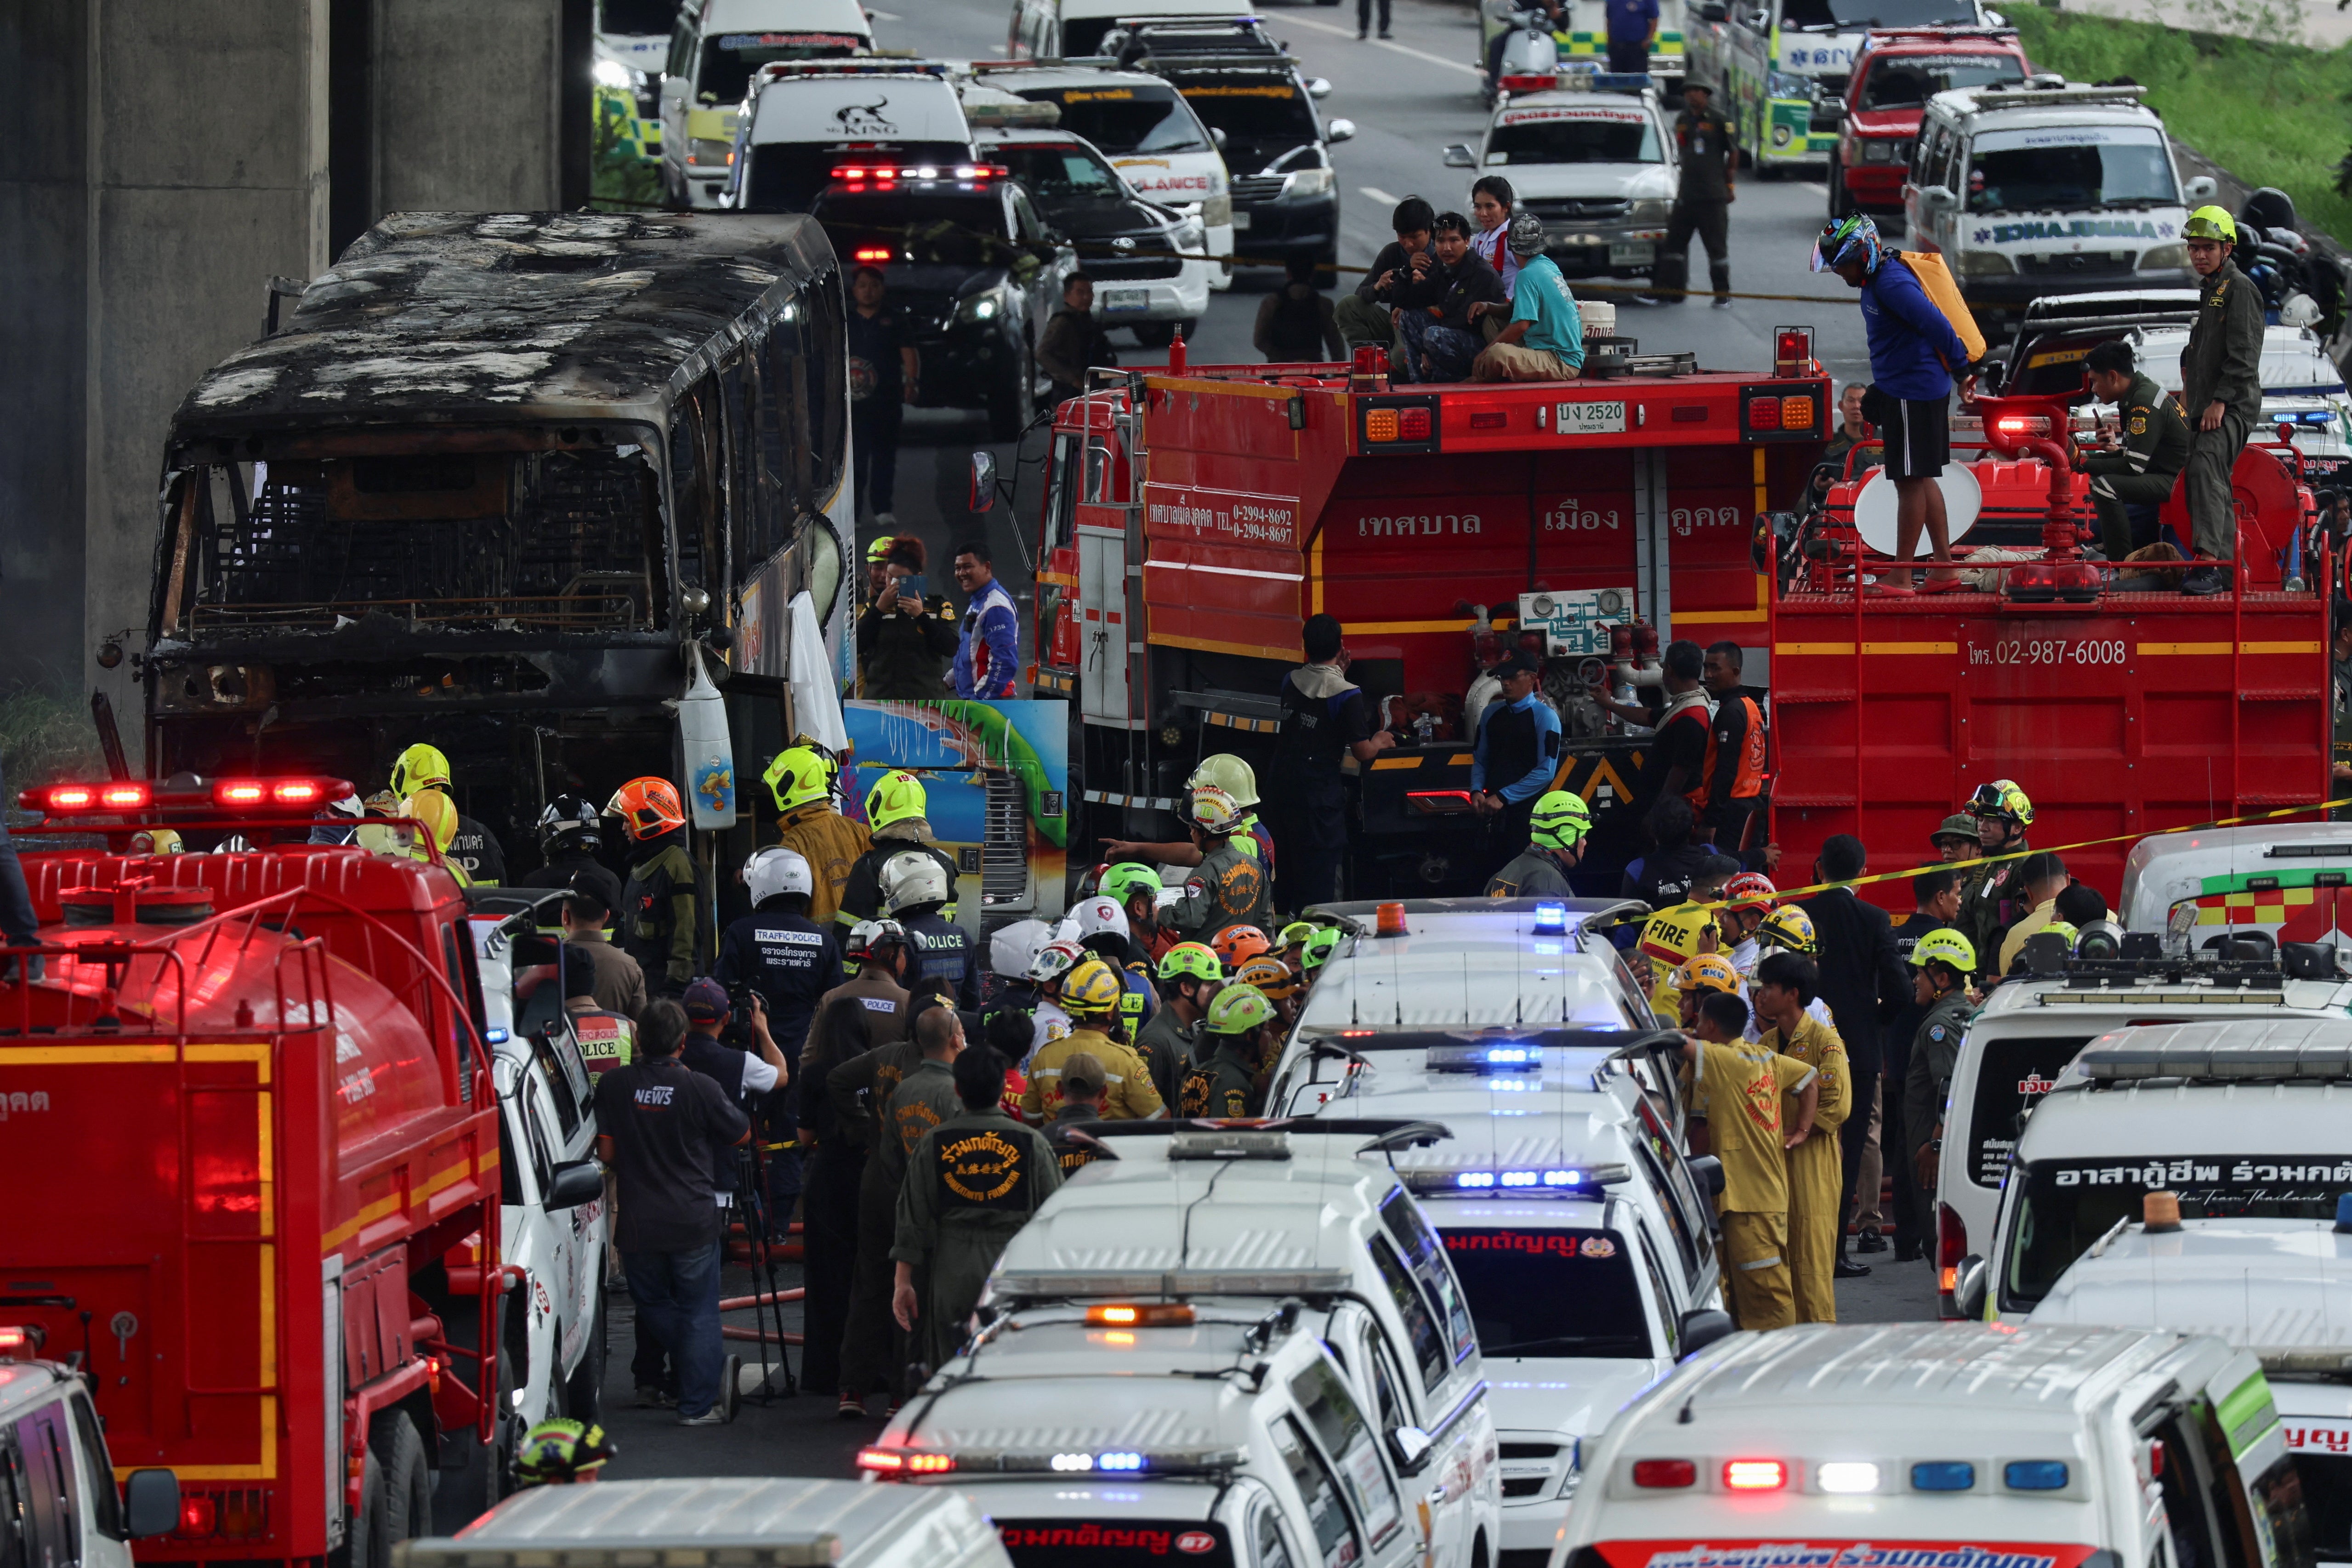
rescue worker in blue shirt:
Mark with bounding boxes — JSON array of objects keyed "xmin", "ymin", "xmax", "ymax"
[
  {"xmin": 882, "ymin": 850, "xmax": 980, "ymax": 1011},
  {"xmin": 950, "ymin": 542, "xmax": 1020, "ymax": 699},
  {"xmin": 1815, "ymin": 214, "xmax": 1975, "ymax": 593},
  {"xmin": 1604, "ymin": 0, "xmax": 1658, "ymax": 73},
  {"xmin": 1470, "ymin": 648, "xmax": 1563, "ymax": 864}
]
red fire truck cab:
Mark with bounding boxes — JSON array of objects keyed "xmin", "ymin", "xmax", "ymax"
[
  {"xmin": 1829, "ymin": 28, "xmax": 2028, "ymax": 220},
  {"xmin": 0, "ymin": 779, "xmax": 514, "ymax": 1565},
  {"xmin": 1023, "ymin": 340, "xmax": 1831, "ymax": 892}
]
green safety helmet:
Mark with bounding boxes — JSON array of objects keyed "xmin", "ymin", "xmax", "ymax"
[
  {"xmin": 1910, "ymin": 927, "xmax": 1977, "ymax": 975},
  {"xmin": 1276, "ymin": 920, "xmax": 1318, "ymax": 951},
  {"xmin": 865, "ymin": 535, "xmax": 896, "ymax": 563},
  {"xmin": 390, "ymin": 742, "xmax": 452, "ymax": 795},
  {"xmin": 1101, "ymin": 862, "xmax": 1164, "ymax": 905},
  {"xmin": 514, "ymin": 1418, "xmax": 615, "ymax": 1485},
  {"xmin": 1187, "ymin": 753, "xmax": 1259, "ymax": 809},
  {"xmin": 1931, "ymin": 812, "xmax": 1980, "ymax": 848},
  {"xmin": 2040, "ymin": 920, "xmax": 2081, "ymax": 951},
  {"xmin": 1158, "ymin": 941, "xmax": 1223, "ymax": 985},
  {"xmin": 1529, "ymin": 790, "xmax": 1591, "ymax": 851},
  {"xmin": 865, "ymin": 769, "xmax": 929, "ymax": 832},
  {"xmin": 1204, "ymin": 981, "xmax": 1277, "ymax": 1036},
  {"xmin": 2183, "ymin": 205, "xmax": 2237, "ymax": 243},
  {"xmin": 1301, "ymin": 926, "xmax": 1345, "ymax": 971},
  {"xmin": 765, "ymin": 746, "xmax": 834, "ymax": 812}
]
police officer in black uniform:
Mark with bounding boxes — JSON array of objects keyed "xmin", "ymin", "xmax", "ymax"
[{"xmin": 881, "ymin": 850, "xmax": 980, "ymax": 1011}]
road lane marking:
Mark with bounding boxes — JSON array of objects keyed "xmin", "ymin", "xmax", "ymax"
[
  {"xmin": 1277, "ymin": 11, "xmax": 1483, "ymax": 74},
  {"xmin": 1360, "ymin": 186, "xmax": 1400, "ymax": 206}
]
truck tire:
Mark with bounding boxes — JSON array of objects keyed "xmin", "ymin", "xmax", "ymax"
[
  {"xmin": 565, "ymin": 1297, "xmax": 606, "ymax": 1423},
  {"xmin": 333, "ymin": 1444, "xmax": 388, "ymax": 1568},
  {"xmin": 370, "ymin": 1414, "xmax": 432, "ymax": 1559}
]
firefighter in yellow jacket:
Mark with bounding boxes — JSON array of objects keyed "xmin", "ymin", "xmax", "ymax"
[
  {"xmin": 1019, "ymin": 958, "xmax": 1165, "ymax": 1121},
  {"xmin": 763, "ymin": 745, "xmax": 870, "ymax": 926},
  {"xmin": 1751, "ymin": 946, "xmax": 1851, "ymax": 1323}
]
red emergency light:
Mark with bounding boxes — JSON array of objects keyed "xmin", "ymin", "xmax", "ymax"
[
  {"xmin": 1631, "ymin": 1458, "xmax": 1696, "ymax": 1488},
  {"xmin": 36, "ymin": 781, "xmax": 149, "ymax": 812},
  {"xmin": 857, "ymin": 1446, "xmax": 955, "ymax": 1475},
  {"xmin": 1774, "ymin": 326, "xmax": 1814, "ymax": 378},
  {"xmin": 211, "ymin": 778, "xmax": 337, "ymax": 808},
  {"xmin": 854, "ymin": 245, "xmax": 894, "ymax": 262},
  {"xmin": 1499, "ymin": 73, "xmax": 1558, "ymax": 91},
  {"xmin": 0, "ymin": 1324, "xmax": 44, "ymax": 1359},
  {"xmin": 1724, "ymin": 1459, "xmax": 1788, "ymax": 1490},
  {"xmin": 832, "ymin": 163, "xmax": 1005, "ymax": 190}
]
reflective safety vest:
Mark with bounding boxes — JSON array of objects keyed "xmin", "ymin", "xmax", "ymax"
[{"xmin": 1688, "ymin": 693, "xmax": 1767, "ymax": 811}]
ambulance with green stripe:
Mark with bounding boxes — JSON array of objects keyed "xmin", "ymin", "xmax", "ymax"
[
  {"xmin": 1681, "ymin": 0, "xmax": 1992, "ymax": 174},
  {"xmin": 2121, "ymin": 824, "xmax": 2352, "ymax": 959},
  {"xmin": 1480, "ymin": 0, "xmax": 1689, "ymax": 97}
]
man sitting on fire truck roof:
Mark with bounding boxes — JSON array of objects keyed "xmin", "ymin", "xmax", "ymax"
[
  {"xmin": 1469, "ymin": 648, "xmax": 1562, "ymax": 861},
  {"xmin": 2079, "ymin": 339, "xmax": 2190, "ymax": 566},
  {"xmin": 1335, "ymin": 195, "xmax": 1436, "ymax": 356},
  {"xmin": 1396, "ymin": 211, "xmax": 1506, "ymax": 386},
  {"xmin": 1470, "ymin": 212, "xmax": 1585, "ymax": 384}
]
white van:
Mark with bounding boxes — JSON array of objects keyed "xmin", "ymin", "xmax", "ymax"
[
  {"xmin": 1903, "ymin": 82, "xmax": 2215, "ymax": 330},
  {"xmin": 660, "ymin": 0, "xmax": 876, "ymax": 209},
  {"xmin": 1927, "ymin": 948, "xmax": 2352, "ymax": 1317},
  {"xmin": 1975, "ymin": 1017, "xmax": 2352, "ymax": 1327},
  {"xmin": 1549, "ymin": 1322, "xmax": 2318, "ymax": 1568},
  {"xmin": 1007, "ymin": 0, "xmax": 1256, "ymax": 64},
  {"xmin": 2028, "ymin": 1210, "xmax": 2352, "ymax": 1563},
  {"xmin": 972, "ymin": 64, "xmax": 1236, "ymax": 278},
  {"xmin": 0, "ymin": 1351, "xmax": 180, "ymax": 1568},
  {"xmin": 980, "ymin": 1122, "xmax": 1504, "ymax": 1568},
  {"xmin": 2122, "ymin": 824, "xmax": 2352, "ymax": 956},
  {"xmin": 397, "ymin": 1477, "xmax": 1012, "ymax": 1568},
  {"xmin": 726, "ymin": 62, "xmax": 977, "ymax": 212}
]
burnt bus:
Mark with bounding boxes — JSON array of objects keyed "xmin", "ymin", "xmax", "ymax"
[{"xmin": 147, "ymin": 210, "xmax": 853, "ymax": 901}]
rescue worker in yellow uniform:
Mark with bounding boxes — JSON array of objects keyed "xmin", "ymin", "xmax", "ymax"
[
  {"xmin": 1673, "ymin": 984, "xmax": 1818, "ymax": 1331},
  {"xmin": 1636, "ymin": 901, "xmax": 1721, "ymax": 1019},
  {"xmin": 1752, "ymin": 948, "xmax": 1851, "ymax": 1324},
  {"xmin": 763, "ymin": 745, "xmax": 870, "ymax": 926},
  {"xmin": 398, "ymin": 788, "xmax": 474, "ymax": 886},
  {"xmin": 1020, "ymin": 958, "xmax": 1165, "ymax": 1120},
  {"xmin": 391, "ymin": 743, "xmax": 506, "ymax": 883},
  {"xmin": 1670, "ymin": 952, "xmax": 1744, "ymax": 1031},
  {"xmin": 891, "ymin": 1045, "xmax": 1062, "ymax": 1374},
  {"xmin": 607, "ymin": 778, "xmax": 697, "ymax": 996},
  {"xmin": 1179, "ymin": 983, "xmax": 1283, "ymax": 1119}
]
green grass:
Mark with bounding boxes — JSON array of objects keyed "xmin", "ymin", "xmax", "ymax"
[
  {"xmin": 0, "ymin": 682, "xmax": 106, "ymax": 793},
  {"xmin": 2007, "ymin": 6, "xmax": 2352, "ymax": 244}
]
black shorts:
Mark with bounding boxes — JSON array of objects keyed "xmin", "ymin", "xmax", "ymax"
[{"xmin": 1875, "ymin": 392, "xmax": 1950, "ymax": 481}]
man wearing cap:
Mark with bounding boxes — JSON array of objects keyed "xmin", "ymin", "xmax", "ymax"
[
  {"xmin": 1485, "ymin": 789, "xmax": 1590, "ymax": 898},
  {"xmin": 1471, "ymin": 213, "xmax": 1586, "ymax": 383},
  {"xmin": 1044, "ymin": 1051, "xmax": 1113, "ymax": 1175},
  {"xmin": 2178, "ymin": 207, "xmax": 2267, "ymax": 597},
  {"xmin": 1931, "ymin": 814, "xmax": 1980, "ymax": 865},
  {"xmin": 1470, "ymin": 648, "xmax": 1563, "ymax": 872}
]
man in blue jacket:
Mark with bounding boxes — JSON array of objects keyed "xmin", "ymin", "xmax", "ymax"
[
  {"xmin": 1815, "ymin": 215, "xmax": 1973, "ymax": 596},
  {"xmin": 1471, "ymin": 648, "xmax": 1563, "ymax": 874},
  {"xmin": 951, "ymin": 540, "xmax": 1019, "ymax": 699}
]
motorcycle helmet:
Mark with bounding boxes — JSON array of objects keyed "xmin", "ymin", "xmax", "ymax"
[
  {"xmin": 744, "ymin": 846, "xmax": 814, "ymax": 908},
  {"xmin": 845, "ymin": 918, "xmax": 909, "ymax": 961},
  {"xmin": 536, "ymin": 794, "xmax": 602, "ymax": 856},
  {"xmin": 881, "ymin": 849, "xmax": 951, "ymax": 915}
]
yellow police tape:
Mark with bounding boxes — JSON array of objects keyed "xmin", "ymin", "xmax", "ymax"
[{"xmin": 1676, "ymin": 794, "xmax": 2352, "ymax": 914}]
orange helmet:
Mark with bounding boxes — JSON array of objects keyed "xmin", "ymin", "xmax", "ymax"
[
  {"xmin": 605, "ymin": 777, "xmax": 685, "ymax": 841},
  {"xmin": 1236, "ymin": 953, "xmax": 1301, "ymax": 1001},
  {"xmin": 1211, "ymin": 924, "xmax": 1271, "ymax": 973}
]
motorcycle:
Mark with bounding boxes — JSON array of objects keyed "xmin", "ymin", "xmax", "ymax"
[{"xmin": 1482, "ymin": 0, "xmax": 1563, "ymax": 106}]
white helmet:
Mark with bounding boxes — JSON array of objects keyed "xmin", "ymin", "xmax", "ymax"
[
  {"xmin": 1069, "ymin": 894, "xmax": 1130, "ymax": 941},
  {"xmin": 882, "ymin": 849, "xmax": 951, "ymax": 914},
  {"xmin": 744, "ymin": 846, "xmax": 814, "ymax": 907},
  {"xmin": 2282, "ymin": 291, "xmax": 2323, "ymax": 328},
  {"xmin": 1028, "ymin": 938, "xmax": 1086, "ymax": 985},
  {"xmin": 990, "ymin": 917, "xmax": 1054, "ymax": 979},
  {"xmin": 846, "ymin": 918, "xmax": 909, "ymax": 960}
]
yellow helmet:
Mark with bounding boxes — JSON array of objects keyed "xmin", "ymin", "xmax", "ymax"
[
  {"xmin": 1757, "ymin": 904, "xmax": 1819, "ymax": 956},
  {"xmin": 390, "ymin": 743, "xmax": 452, "ymax": 795},
  {"xmin": 1062, "ymin": 957, "xmax": 1125, "ymax": 1017},
  {"xmin": 1187, "ymin": 754, "xmax": 1259, "ymax": 809},
  {"xmin": 405, "ymin": 790, "xmax": 459, "ymax": 852},
  {"xmin": 765, "ymin": 746, "xmax": 834, "ymax": 812},
  {"xmin": 1911, "ymin": 927, "xmax": 1977, "ymax": 974},
  {"xmin": 2183, "ymin": 205, "xmax": 2237, "ymax": 243},
  {"xmin": 865, "ymin": 769, "xmax": 928, "ymax": 832},
  {"xmin": 1674, "ymin": 953, "xmax": 1742, "ymax": 995}
]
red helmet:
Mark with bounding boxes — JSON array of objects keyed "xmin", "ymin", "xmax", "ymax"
[{"xmin": 1722, "ymin": 873, "xmax": 1777, "ymax": 914}]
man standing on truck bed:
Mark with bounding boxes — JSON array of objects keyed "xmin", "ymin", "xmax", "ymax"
[
  {"xmin": 2178, "ymin": 207, "xmax": 2267, "ymax": 597},
  {"xmin": 1470, "ymin": 648, "xmax": 1562, "ymax": 864},
  {"xmin": 1275, "ymin": 613, "xmax": 1393, "ymax": 909}
]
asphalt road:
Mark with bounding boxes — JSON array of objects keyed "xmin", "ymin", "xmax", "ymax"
[
  {"xmin": 859, "ymin": 0, "xmax": 1874, "ymax": 631},
  {"xmin": 585, "ymin": 0, "xmax": 1925, "ymax": 1491}
]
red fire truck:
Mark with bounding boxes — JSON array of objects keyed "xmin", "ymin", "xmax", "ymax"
[
  {"xmin": 1017, "ymin": 344, "xmax": 2332, "ymax": 904},
  {"xmin": 1015, "ymin": 337, "xmax": 1831, "ymax": 891},
  {"xmin": 0, "ymin": 778, "xmax": 508, "ymax": 1566},
  {"xmin": 1827, "ymin": 28, "xmax": 2029, "ymax": 221}
]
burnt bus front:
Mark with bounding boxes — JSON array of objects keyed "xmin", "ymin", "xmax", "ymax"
[{"xmin": 144, "ymin": 211, "xmax": 853, "ymax": 887}]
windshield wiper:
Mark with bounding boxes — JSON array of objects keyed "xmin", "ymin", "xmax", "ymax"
[{"xmin": 1483, "ymin": 1335, "xmax": 1650, "ymax": 1357}]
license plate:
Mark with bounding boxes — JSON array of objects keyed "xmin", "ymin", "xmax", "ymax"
[
  {"xmin": 1609, "ymin": 242, "xmax": 1653, "ymax": 265},
  {"xmin": 1230, "ymin": 210, "xmax": 1251, "ymax": 230},
  {"xmin": 1557, "ymin": 401, "xmax": 1627, "ymax": 434},
  {"xmin": 1102, "ymin": 287, "xmax": 1149, "ymax": 313}
]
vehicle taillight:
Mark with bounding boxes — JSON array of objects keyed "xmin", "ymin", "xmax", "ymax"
[
  {"xmin": 1779, "ymin": 395, "xmax": 1815, "ymax": 430},
  {"xmin": 1365, "ymin": 408, "xmax": 1400, "ymax": 441},
  {"xmin": 1397, "ymin": 406, "xmax": 1431, "ymax": 441},
  {"xmin": 1938, "ymin": 1202, "xmax": 1967, "ymax": 1294},
  {"xmin": 1724, "ymin": 1459, "xmax": 1787, "ymax": 1490},
  {"xmin": 179, "ymin": 1497, "xmax": 217, "ymax": 1537},
  {"xmin": 1469, "ymin": 410, "xmax": 1506, "ymax": 430},
  {"xmin": 1631, "ymin": 1458, "xmax": 1696, "ymax": 1488},
  {"xmin": 1748, "ymin": 397, "xmax": 1782, "ymax": 430}
]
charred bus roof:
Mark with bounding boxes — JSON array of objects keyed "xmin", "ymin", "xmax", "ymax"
[{"xmin": 167, "ymin": 210, "xmax": 836, "ymax": 454}]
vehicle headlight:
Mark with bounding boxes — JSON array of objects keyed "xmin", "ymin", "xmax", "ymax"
[
  {"xmin": 1627, "ymin": 198, "xmax": 1672, "ymax": 225},
  {"xmin": 1201, "ymin": 193, "xmax": 1233, "ymax": 227},
  {"xmin": 688, "ymin": 137, "xmax": 733, "ymax": 169},
  {"xmin": 1767, "ymin": 70, "xmax": 1814, "ymax": 99},
  {"xmin": 1281, "ymin": 166, "xmax": 1335, "ymax": 198},
  {"xmin": 1956, "ymin": 250, "xmax": 2014, "ymax": 277},
  {"xmin": 2138, "ymin": 242, "xmax": 2188, "ymax": 271},
  {"xmin": 956, "ymin": 289, "xmax": 1006, "ymax": 323},
  {"xmin": 1861, "ymin": 137, "xmax": 1899, "ymax": 163},
  {"xmin": 593, "ymin": 58, "xmax": 636, "ymax": 90}
]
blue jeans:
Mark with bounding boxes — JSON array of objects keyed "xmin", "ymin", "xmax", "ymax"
[
  {"xmin": 624, "ymin": 1241, "xmax": 724, "ymax": 1416},
  {"xmin": 1397, "ymin": 311, "xmax": 1482, "ymax": 384}
]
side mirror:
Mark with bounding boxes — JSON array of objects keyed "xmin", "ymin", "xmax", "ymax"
[
  {"xmin": 124, "ymin": 1469, "xmax": 181, "ymax": 1539},
  {"xmin": 970, "ymin": 450, "xmax": 999, "ymax": 513},
  {"xmin": 1325, "ymin": 118, "xmax": 1356, "ymax": 144},
  {"xmin": 1307, "ymin": 77, "xmax": 1334, "ymax": 99},
  {"xmin": 1953, "ymin": 1254, "xmax": 1990, "ymax": 1320},
  {"xmin": 544, "ymin": 1158, "xmax": 603, "ymax": 1211},
  {"xmin": 1389, "ymin": 1426, "xmax": 1434, "ymax": 1473},
  {"xmin": 1443, "ymin": 143, "xmax": 1477, "ymax": 169},
  {"xmin": 1982, "ymin": 6, "xmax": 2005, "ymax": 19},
  {"xmin": 1745, "ymin": 8, "xmax": 1770, "ymax": 28},
  {"xmin": 1677, "ymin": 1308, "xmax": 1735, "ymax": 1359},
  {"xmin": 1922, "ymin": 186, "xmax": 1957, "ymax": 211},
  {"xmin": 1686, "ymin": 1153, "xmax": 1726, "ymax": 1197},
  {"xmin": 1822, "ymin": 99, "xmax": 1847, "ymax": 121},
  {"xmin": 2183, "ymin": 174, "xmax": 2217, "ymax": 202},
  {"xmin": 1210, "ymin": 125, "xmax": 1227, "ymax": 150}
]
